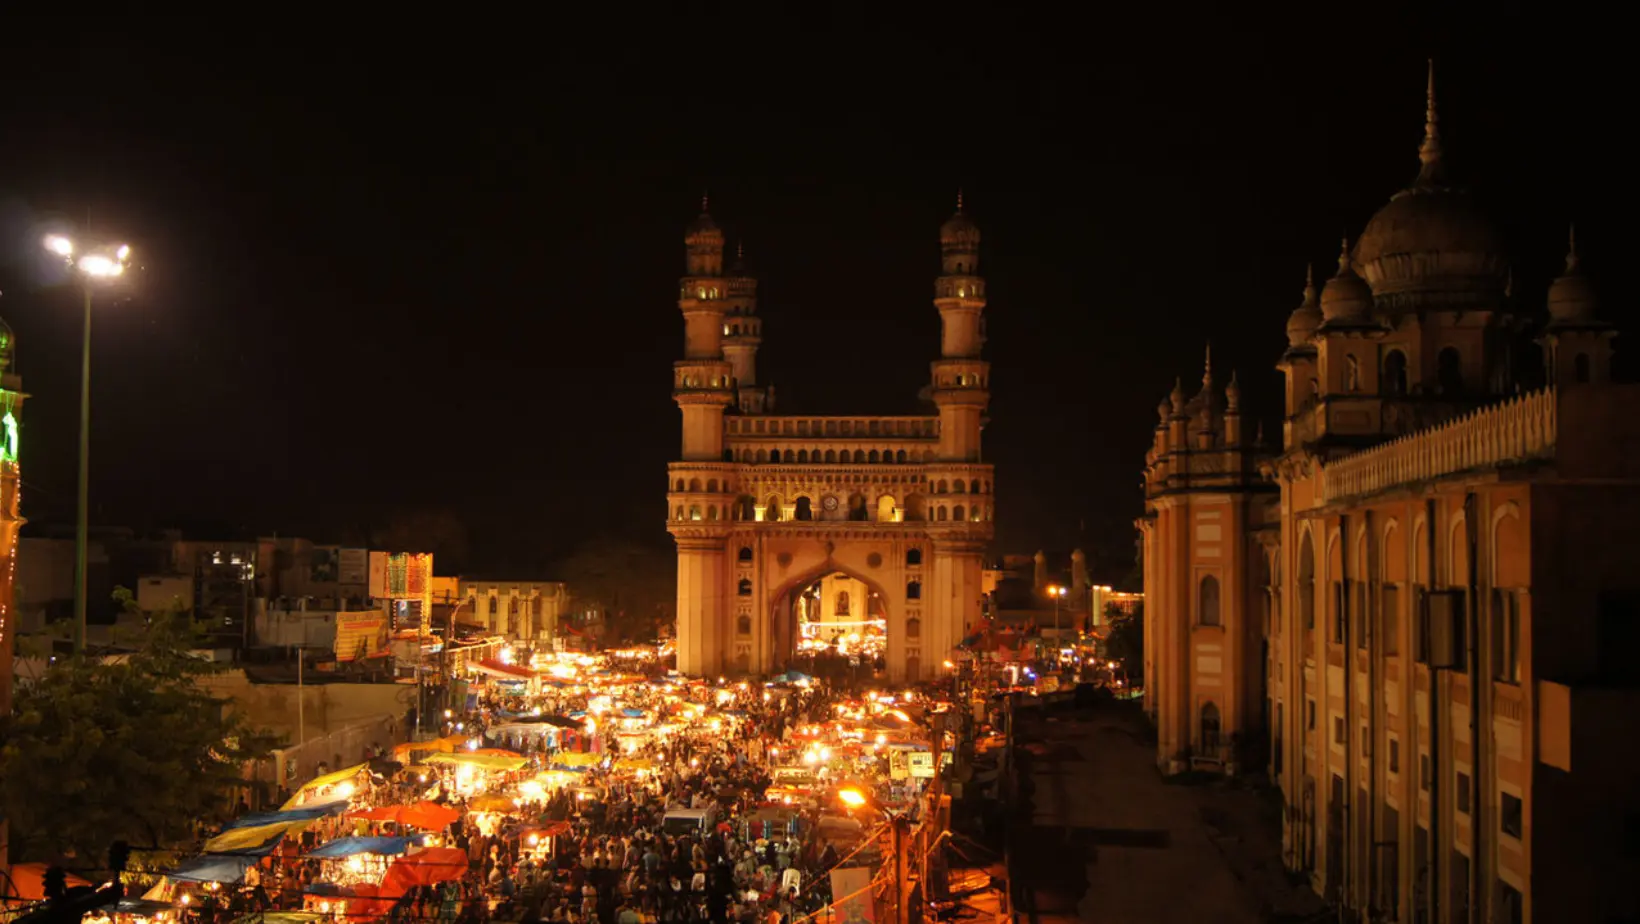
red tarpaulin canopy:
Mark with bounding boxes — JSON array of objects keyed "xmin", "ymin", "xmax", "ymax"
[
  {"xmin": 348, "ymin": 801, "xmax": 462, "ymax": 831},
  {"xmin": 6, "ymin": 863, "xmax": 91, "ymax": 901}
]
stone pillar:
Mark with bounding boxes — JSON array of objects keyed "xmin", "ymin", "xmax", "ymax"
[{"xmin": 674, "ymin": 536, "xmax": 727, "ymax": 677}]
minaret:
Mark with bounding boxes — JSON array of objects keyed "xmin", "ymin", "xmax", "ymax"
[
  {"xmin": 1540, "ymin": 224, "xmax": 1615, "ymax": 386},
  {"xmin": 668, "ymin": 199, "xmax": 735, "ymax": 677},
  {"xmin": 722, "ymin": 241, "xmax": 768, "ymax": 414},
  {"xmin": 930, "ymin": 193, "xmax": 989, "ymax": 462},
  {"xmin": 673, "ymin": 197, "xmax": 736, "ymax": 461}
]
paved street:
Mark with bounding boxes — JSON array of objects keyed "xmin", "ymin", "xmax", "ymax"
[{"xmin": 1009, "ymin": 702, "xmax": 1329, "ymax": 924}]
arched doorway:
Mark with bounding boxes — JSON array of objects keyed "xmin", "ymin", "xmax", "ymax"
[{"xmin": 767, "ymin": 564, "xmax": 892, "ymax": 683}]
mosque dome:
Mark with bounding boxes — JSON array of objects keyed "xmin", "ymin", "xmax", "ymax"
[
  {"xmin": 1547, "ymin": 227, "xmax": 1599, "ymax": 325},
  {"xmin": 1320, "ymin": 241, "xmax": 1374, "ymax": 325},
  {"xmin": 1352, "ymin": 65, "xmax": 1508, "ymax": 306},
  {"xmin": 940, "ymin": 193, "xmax": 980, "ymax": 247},
  {"xmin": 1285, "ymin": 266, "xmax": 1323, "ymax": 347},
  {"xmin": 685, "ymin": 197, "xmax": 723, "ymax": 244}
]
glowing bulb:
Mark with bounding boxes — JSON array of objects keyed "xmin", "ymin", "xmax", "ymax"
[
  {"xmin": 77, "ymin": 254, "xmax": 123, "ymax": 277},
  {"xmin": 837, "ymin": 788, "xmax": 867, "ymax": 809},
  {"xmin": 115, "ymin": 244, "xmax": 131, "ymax": 261},
  {"xmin": 44, "ymin": 235, "xmax": 73, "ymax": 257},
  {"xmin": 336, "ymin": 781, "xmax": 356, "ymax": 798}
]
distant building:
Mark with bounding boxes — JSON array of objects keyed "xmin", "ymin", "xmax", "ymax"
[{"xmin": 456, "ymin": 579, "xmax": 567, "ymax": 642}]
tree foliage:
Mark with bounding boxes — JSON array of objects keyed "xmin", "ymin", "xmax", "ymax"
[
  {"xmin": 0, "ymin": 589, "xmax": 280, "ymax": 867},
  {"xmin": 371, "ymin": 509, "xmax": 470, "ymax": 573},
  {"xmin": 1104, "ymin": 601, "xmax": 1144, "ymax": 680},
  {"xmin": 552, "ymin": 538, "xmax": 675, "ymax": 643}
]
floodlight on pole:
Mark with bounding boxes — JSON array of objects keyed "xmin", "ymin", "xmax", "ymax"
[{"xmin": 43, "ymin": 233, "xmax": 134, "ymax": 655}]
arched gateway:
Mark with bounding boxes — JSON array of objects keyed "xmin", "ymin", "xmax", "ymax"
[{"xmin": 666, "ymin": 198, "xmax": 995, "ymax": 681}]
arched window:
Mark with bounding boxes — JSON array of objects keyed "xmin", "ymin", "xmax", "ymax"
[
  {"xmin": 756, "ymin": 449, "xmax": 768, "ymax": 463},
  {"xmin": 706, "ymin": 478, "xmax": 718, "ymax": 492},
  {"xmin": 970, "ymin": 479, "xmax": 981, "ymax": 494},
  {"xmin": 1575, "ymin": 352, "xmax": 1591, "ymax": 383},
  {"xmin": 770, "ymin": 449, "xmax": 783, "ymax": 463},
  {"xmin": 895, "ymin": 450, "xmax": 907, "ymax": 463},
  {"xmin": 853, "ymin": 450, "xmax": 866, "ymax": 463},
  {"xmin": 906, "ymin": 618, "xmax": 921, "ymax": 639},
  {"xmin": 1437, "ymin": 347, "xmax": 1464, "ymax": 395},
  {"xmin": 1199, "ymin": 575, "xmax": 1221, "ymax": 626},
  {"xmin": 936, "ymin": 480, "xmax": 948, "ymax": 494},
  {"xmin": 706, "ymin": 506, "xmax": 718, "ymax": 521},
  {"xmin": 906, "ymin": 548, "xmax": 923, "ymax": 566},
  {"xmin": 675, "ymin": 478, "xmax": 685, "ymax": 491},
  {"xmin": 824, "ymin": 449, "xmax": 837, "ymax": 463},
  {"xmin": 1345, "ymin": 355, "xmax": 1361, "ymax": 392},
  {"xmin": 738, "ymin": 546, "xmax": 753, "ymax": 562},
  {"xmin": 489, "ymin": 597, "xmax": 498, "ymax": 615},
  {"xmin": 835, "ymin": 591, "xmax": 850, "ymax": 616},
  {"xmin": 736, "ymin": 496, "xmax": 756, "ymax": 520},
  {"xmin": 877, "ymin": 495, "xmax": 898, "ymax": 522},
  {"xmin": 953, "ymin": 480, "xmax": 966, "ymax": 494},
  {"xmin": 737, "ymin": 578, "xmax": 752, "ymax": 596},
  {"xmin": 868, "ymin": 449, "xmax": 880, "ymax": 463},
  {"xmin": 467, "ymin": 597, "xmax": 478, "ymax": 615},
  {"xmin": 674, "ymin": 505, "xmax": 685, "ymax": 520},
  {"xmin": 795, "ymin": 497, "xmax": 813, "ymax": 521},
  {"xmin": 797, "ymin": 449, "xmax": 809, "ymax": 463},
  {"xmin": 508, "ymin": 597, "xmax": 519, "ymax": 615},
  {"xmin": 952, "ymin": 504, "xmax": 965, "ymax": 521},
  {"xmin": 765, "ymin": 496, "xmax": 782, "ymax": 521},
  {"xmin": 688, "ymin": 505, "xmax": 702, "ymax": 521},
  {"xmin": 1298, "ymin": 532, "xmax": 1316, "ymax": 633},
  {"xmin": 848, "ymin": 493, "xmax": 868, "ymax": 521},
  {"xmin": 1383, "ymin": 350, "xmax": 1408, "ymax": 396},
  {"xmin": 1200, "ymin": 702, "xmax": 1221, "ymax": 755},
  {"xmin": 736, "ymin": 614, "xmax": 752, "ymax": 635},
  {"xmin": 906, "ymin": 580, "xmax": 922, "ymax": 600},
  {"xmin": 936, "ymin": 506, "xmax": 948, "ymax": 521}
]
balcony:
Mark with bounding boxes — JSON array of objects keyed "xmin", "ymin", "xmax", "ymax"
[{"xmin": 1317, "ymin": 388, "xmax": 1556, "ymax": 504}]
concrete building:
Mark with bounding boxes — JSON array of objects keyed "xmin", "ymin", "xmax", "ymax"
[
  {"xmin": 456, "ymin": 579, "xmax": 567, "ymax": 641},
  {"xmin": 667, "ymin": 198, "xmax": 994, "ymax": 680},
  {"xmin": 1139, "ymin": 63, "xmax": 1640, "ymax": 922}
]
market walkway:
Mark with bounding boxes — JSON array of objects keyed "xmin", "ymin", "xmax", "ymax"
[{"xmin": 1009, "ymin": 702, "xmax": 1330, "ymax": 924}]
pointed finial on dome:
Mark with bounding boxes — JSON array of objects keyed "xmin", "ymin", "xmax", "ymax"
[
  {"xmin": 1204, "ymin": 342, "xmax": 1213, "ymax": 376},
  {"xmin": 1416, "ymin": 59, "xmax": 1446, "ymax": 187},
  {"xmin": 1254, "ymin": 419, "xmax": 1266, "ymax": 447},
  {"xmin": 701, "ymin": 190, "xmax": 710, "ymax": 212},
  {"xmin": 956, "ymin": 188, "xmax": 964, "ymax": 212},
  {"xmin": 1565, "ymin": 223, "xmax": 1581, "ymax": 274},
  {"xmin": 1170, "ymin": 377, "xmax": 1186, "ymax": 413},
  {"xmin": 737, "ymin": 240, "xmax": 745, "ymax": 261},
  {"xmin": 1226, "ymin": 370, "xmax": 1241, "ymax": 411},
  {"xmin": 1335, "ymin": 237, "xmax": 1354, "ymax": 275}
]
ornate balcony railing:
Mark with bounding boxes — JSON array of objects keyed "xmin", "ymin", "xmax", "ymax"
[{"xmin": 1317, "ymin": 387, "xmax": 1557, "ymax": 503}]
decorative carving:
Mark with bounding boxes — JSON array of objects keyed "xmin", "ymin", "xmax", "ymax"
[
  {"xmin": 777, "ymin": 552, "xmax": 793, "ymax": 569},
  {"xmin": 866, "ymin": 552, "xmax": 883, "ymax": 569}
]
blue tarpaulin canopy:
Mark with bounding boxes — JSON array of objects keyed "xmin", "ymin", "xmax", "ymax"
[
  {"xmin": 168, "ymin": 855, "xmax": 259, "ymax": 884},
  {"xmin": 305, "ymin": 835, "xmax": 421, "ymax": 859},
  {"xmin": 620, "ymin": 707, "xmax": 645, "ymax": 718},
  {"xmin": 222, "ymin": 802, "xmax": 347, "ymax": 831}
]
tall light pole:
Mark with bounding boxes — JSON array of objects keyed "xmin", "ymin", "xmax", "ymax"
[
  {"xmin": 1047, "ymin": 583, "xmax": 1066, "ymax": 642},
  {"xmin": 43, "ymin": 235, "xmax": 131, "ymax": 655}
]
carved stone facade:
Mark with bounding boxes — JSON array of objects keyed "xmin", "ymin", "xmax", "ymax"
[
  {"xmin": 1142, "ymin": 64, "xmax": 1640, "ymax": 923},
  {"xmin": 668, "ymin": 200, "xmax": 993, "ymax": 681}
]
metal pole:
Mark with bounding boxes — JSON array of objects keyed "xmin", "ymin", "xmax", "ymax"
[
  {"xmin": 297, "ymin": 649, "xmax": 305, "ymax": 753},
  {"xmin": 891, "ymin": 814, "xmax": 911, "ymax": 924},
  {"xmin": 72, "ymin": 283, "xmax": 92, "ymax": 655}
]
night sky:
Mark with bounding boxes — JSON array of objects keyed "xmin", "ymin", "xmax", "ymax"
[{"xmin": 0, "ymin": 11, "xmax": 1626, "ymax": 579}]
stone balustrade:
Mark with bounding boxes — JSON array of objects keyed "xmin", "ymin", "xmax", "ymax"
[
  {"xmin": 726, "ymin": 415, "xmax": 938, "ymax": 439},
  {"xmin": 1318, "ymin": 388, "xmax": 1557, "ymax": 503}
]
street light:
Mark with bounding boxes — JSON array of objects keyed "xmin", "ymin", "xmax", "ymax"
[
  {"xmin": 43, "ymin": 234, "xmax": 132, "ymax": 655},
  {"xmin": 1046, "ymin": 584, "xmax": 1067, "ymax": 642},
  {"xmin": 836, "ymin": 786, "xmax": 912, "ymax": 924}
]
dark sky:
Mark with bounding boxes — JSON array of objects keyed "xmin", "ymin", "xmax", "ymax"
[{"xmin": 0, "ymin": 10, "xmax": 1627, "ymax": 579}]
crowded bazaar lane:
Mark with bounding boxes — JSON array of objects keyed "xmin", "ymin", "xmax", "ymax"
[{"xmin": 101, "ymin": 651, "xmax": 992, "ymax": 924}]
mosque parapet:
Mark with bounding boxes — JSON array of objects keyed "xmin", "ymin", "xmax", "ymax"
[{"xmin": 1316, "ymin": 387, "xmax": 1557, "ymax": 504}]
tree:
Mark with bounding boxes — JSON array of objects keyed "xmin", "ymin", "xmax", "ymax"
[
  {"xmin": 1104, "ymin": 601, "xmax": 1144, "ymax": 682},
  {"xmin": 552, "ymin": 538, "xmax": 676, "ymax": 643},
  {"xmin": 0, "ymin": 588, "xmax": 280, "ymax": 867},
  {"xmin": 371, "ymin": 509, "xmax": 470, "ymax": 573}
]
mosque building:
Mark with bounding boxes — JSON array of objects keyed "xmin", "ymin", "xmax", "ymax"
[
  {"xmin": 1139, "ymin": 63, "xmax": 1640, "ymax": 922},
  {"xmin": 667, "ymin": 198, "xmax": 994, "ymax": 681}
]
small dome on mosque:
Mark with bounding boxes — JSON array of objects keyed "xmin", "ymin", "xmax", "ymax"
[
  {"xmin": 1285, "ymin": 265, "xmax": 1323, "ymax": 347},
  {"xmin": 1352, "ymin": 63, "xmax": 1508, "ymax": 305},
  {"xmin": 1321, "ymin": 240, "xmax": 1375, "ymax": 325},
  {"xmin": 686, "ymin": 195, "xmax": 723, "ymax": 243},
  {"xmin": 940, "ymin": 192, "xmax": 980, "ymax": 247},
  {"xmin": 1547, "ymin": 226, "xmax": 1600, "ymax": 325}
]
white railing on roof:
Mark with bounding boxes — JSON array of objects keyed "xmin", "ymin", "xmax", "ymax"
[{"xmin": 1317, "ymin": 387, "xmax": 1557, "ymax": 503}]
